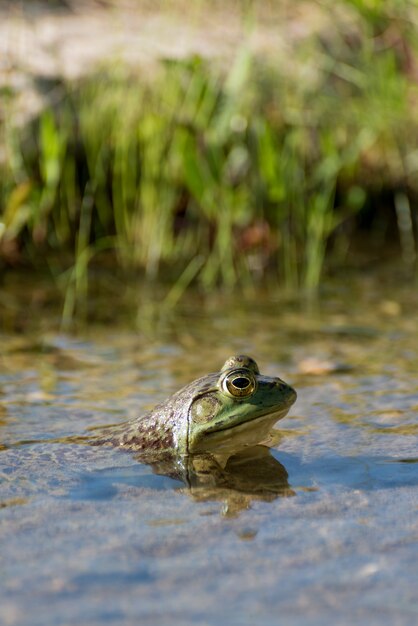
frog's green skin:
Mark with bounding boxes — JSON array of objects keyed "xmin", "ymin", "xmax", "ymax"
[{"xmin": 97, "ymin": 355, "xmax": 296, "ymax": 456}]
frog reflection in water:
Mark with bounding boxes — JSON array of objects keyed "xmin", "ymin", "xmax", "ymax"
[{"xmin": 95, "ymin": 355, "xmax": 297, "ymax": 513}]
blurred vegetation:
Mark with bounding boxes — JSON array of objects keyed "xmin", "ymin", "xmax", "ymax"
[{"xmin": 1, "ymin": 0, "xmax": 418, "ymax": 321}]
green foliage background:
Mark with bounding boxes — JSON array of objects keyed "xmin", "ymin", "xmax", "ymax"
[{"xmin": 1, "ymin": 0, "xmax": 417, "ymax": 319}]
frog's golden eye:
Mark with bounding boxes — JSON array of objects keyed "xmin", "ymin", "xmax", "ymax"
[{"xmin": 220, "ymin": 369, "xmax": 257, "ymax": 398}]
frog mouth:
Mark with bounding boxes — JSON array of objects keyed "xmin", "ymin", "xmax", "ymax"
[
  {"xmin": 205, "ymin": 383, "xmax": 297, "ymax": 436},
  {"xmin": 192, "ymin": 406, "xmax": 293, "ymax": 454},
  {"xmin": 207, "ymin": 406, "xmax": 291, "ymax": 435}
]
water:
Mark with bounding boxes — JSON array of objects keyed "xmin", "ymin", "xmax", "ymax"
[{"xmin": 1, "ymin": 275, "xmax": 418, "ymax": 626}]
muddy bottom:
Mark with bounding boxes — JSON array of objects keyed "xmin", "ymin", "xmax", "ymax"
[{"xmin": 1, "ymin": 276, "xmax": 418, "ymax": 625}]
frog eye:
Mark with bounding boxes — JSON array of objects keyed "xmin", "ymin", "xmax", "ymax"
[{"xmin": 220, "ymin": 369, "xmax": 257, "ymax": 398}]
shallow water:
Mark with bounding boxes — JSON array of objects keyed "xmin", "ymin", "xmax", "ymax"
[{"xmin": 1, "ymin": 276, "xmax": 418, "ymax": 626}]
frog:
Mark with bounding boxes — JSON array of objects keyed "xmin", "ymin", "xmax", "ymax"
[{"xmin": 96, "ymin": 355, "xmax": 296, "ymax": 457}]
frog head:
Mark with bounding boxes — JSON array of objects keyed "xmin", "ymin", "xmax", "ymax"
[{"xmin": 185, "ymin": 355, "xmax": 296, "ymax": 454}]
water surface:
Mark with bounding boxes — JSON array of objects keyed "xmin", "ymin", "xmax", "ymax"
[{"xmin": 1, "ymin": 276, "xmax": 418, "ymax": 625}]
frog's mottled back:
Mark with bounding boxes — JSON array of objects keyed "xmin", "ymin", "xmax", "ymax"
[{"xmin": 96, "ymin": 355, "xmax": 296, "ymax": 455}]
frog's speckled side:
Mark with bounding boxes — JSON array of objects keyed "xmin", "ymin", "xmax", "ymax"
[{"xmin": 94, "ymin": 355, "xmax": 296, "ymax": 455}]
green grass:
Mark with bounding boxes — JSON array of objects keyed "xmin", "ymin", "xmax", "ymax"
[{"xmin": 1, "ymin": 0, "xmax": 417, "ymax": 320}]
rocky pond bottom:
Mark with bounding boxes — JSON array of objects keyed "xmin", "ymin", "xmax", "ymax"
[{"xmin": 1, "ymin": 278, "xmax": 418, "ymax": 626}]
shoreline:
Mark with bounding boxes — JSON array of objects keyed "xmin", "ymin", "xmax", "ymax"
[{"xmin": 0, "ymin": 0, "xmax": 326, "ymax": 122}]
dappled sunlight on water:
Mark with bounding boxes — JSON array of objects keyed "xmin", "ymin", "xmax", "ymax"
[{"xmin": 1, "ymin": 275, "xmax": 418, "ymax": 625}]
